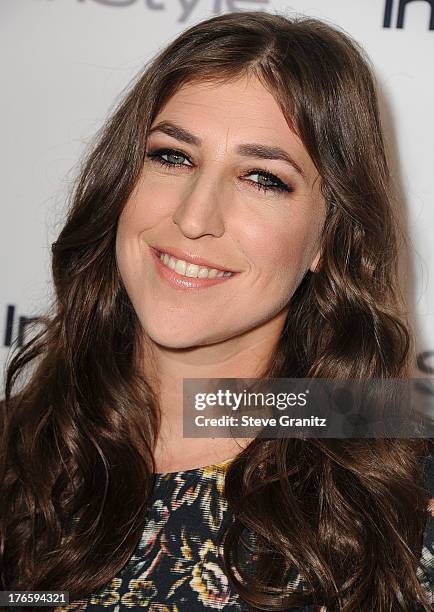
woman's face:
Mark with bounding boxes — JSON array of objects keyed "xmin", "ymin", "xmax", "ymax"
[{"xmin": 116, "ymin": 75, "xmax": 326, "ymax": 349}]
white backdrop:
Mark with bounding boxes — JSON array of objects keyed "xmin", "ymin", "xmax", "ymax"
[{"xmin": 1, "ymin": 0, "xmax": 433, "ymax": 387}]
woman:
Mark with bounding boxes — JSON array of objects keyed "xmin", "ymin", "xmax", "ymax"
[{"xmin": 1, "ymin": 10, "xmax": 433, "ymax": 612}]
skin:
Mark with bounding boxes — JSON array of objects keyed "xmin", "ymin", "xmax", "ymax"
[{"xmin": 115, "ymin": 74, "xmax": 326, "ymax": 472}]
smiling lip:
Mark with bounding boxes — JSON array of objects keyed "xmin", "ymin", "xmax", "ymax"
[
  {"xmin": 151, "ymin": 245, "xmax": 236, "ymax": 273},
  {"xmin": 150, "ymin": 246, "xmax": 238, "ymax": 290}
]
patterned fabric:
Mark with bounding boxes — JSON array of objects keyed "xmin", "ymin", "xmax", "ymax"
[
  {"xmin": 418, "ymin": 451, "xmax": 434, "ymax": 603},
  {"xmin": 56, "ymin": 453, "xmax": 434, "ymax": 611}
]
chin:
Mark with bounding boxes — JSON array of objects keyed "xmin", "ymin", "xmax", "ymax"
[
  {"xmin": 149, "ymin": 335, "xmax": 213, "ymax": 350},
  {"xmin": 142, "ymin": 321, "xmax": 214, "ymax": 350}
]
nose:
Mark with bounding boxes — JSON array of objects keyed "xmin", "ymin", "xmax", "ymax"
[{"xmin": 172, "ymin": 169, "xmax": 226, "ymax": 239}]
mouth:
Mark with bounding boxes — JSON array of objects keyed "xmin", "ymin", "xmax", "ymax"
[
  {"xmin": 150, "ymin": 246, "xmax": 238, "ymax": 290},
  {"xmin": 153, "ymin": 245, "xmax": 236, "ymax": 275}
]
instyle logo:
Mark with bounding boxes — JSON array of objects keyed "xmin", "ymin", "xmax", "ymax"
[
  {"xmin": 3, "ymin": 305, "xmax": 40, "ymax": 348},
  {"xmin": 418, "ymin": 351, "xmax": 434, "ymax": 375},
  {"xmin": 69, "ymin": 0, "xmax": 270, "ymax": 23},
  {"xmin": 383, "ymin": 0, "xmax": 434, "ymax": 30}
]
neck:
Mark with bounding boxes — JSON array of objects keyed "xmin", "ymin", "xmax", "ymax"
[{"xmin": 140, "ymin": 310, "xmax": 287, "ymax": 471}]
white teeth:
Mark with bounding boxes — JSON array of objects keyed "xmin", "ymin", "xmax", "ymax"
[
  {"xmin": 185, "ymin": 263, "xmax": 199, "ymax": 277},
  {"xmin": 159, "ymin": 252, "xmax": 232, "ymax": 279},
  {"xmin": 174, "ymin": 259, "xmax": 186, "ymax": 275}
]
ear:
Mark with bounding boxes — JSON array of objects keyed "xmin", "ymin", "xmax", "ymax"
[{"xmin": 309, "ymin": 249, "xmax": 321, "ymax": 273}]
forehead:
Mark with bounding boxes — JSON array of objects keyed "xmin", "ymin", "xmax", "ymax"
[
  {"xmin": 156, "ymin": 76, "xmax": 284, "ymax": 128},
  {"xmin": 151, "ymin": 76, "xmax": 311, "ymax": 169}
]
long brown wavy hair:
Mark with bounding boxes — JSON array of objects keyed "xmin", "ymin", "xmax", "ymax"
[{"xmin": 1, "ymin": 10, "xmax": 433, "ymax": 611}]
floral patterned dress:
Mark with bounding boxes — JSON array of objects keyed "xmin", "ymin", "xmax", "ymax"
[{"xmin": 55, "ymin": 453, "xmax": 434, "ymax": 611}]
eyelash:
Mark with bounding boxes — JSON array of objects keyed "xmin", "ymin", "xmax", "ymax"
[{"xmin": 145, "ymin": 147, "xmax": 293, "ymax": 195}]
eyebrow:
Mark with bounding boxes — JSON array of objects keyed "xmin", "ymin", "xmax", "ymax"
[{"xmin": 148, "ymin": 120, "xmax": 306, "ymax": 180}]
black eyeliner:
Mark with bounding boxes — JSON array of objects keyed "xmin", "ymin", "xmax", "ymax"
[{"xmin": 145, "ymin": 147, "xmax": 294, "ymax": 194}]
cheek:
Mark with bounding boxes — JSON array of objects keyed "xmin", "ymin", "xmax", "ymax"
[
  {"xmin": 115, "ymin": 225, "xmax": 138, "ymax": 302},
  {"xmin": 115, "ymin": 206, "xmax": 148, "ymax": 294},
  {"xmin": 238, "ymin": 214, "xmax": 314, "ymax": 281},
  {"xmin": 121, "ymin": 175, "xmax": 173, "ymax": 231},
  {"xmin": 115, "ymin": 181, "xmax": 170, "ymax": 267}
]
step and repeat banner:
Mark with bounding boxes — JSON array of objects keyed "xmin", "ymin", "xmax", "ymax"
[{"xmin": 1, "ymin": 0, "xmax": 433, "ymax": 385}]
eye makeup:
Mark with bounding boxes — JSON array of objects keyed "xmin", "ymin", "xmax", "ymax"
[{"xmin": 145, "ymin": 147, "xmax": 294, "ymax": 196}]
